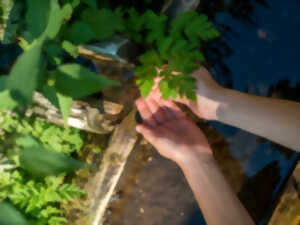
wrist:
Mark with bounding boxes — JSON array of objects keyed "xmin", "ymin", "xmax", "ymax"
[
  {"xmin": 211, "ymin": 87, "xmax": 235, "ymax": 123},
  {"xmin": 193, "ymin": 86, "xmax": 227, "ymax": 121},
  {"xmin": 176, "ymin": 149, "xmax": 215, "ymax": 171}
]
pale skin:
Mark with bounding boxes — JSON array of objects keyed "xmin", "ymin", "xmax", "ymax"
[
  {"xmin": 136, "ymin": 66, "xmax": 300, "ymax": 225},
  {"xmin": 176, "ymin": 66, "xmax": 300, "ymax": 152}
]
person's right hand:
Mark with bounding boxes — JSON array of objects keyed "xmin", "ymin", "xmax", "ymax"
[
  {"xmin": 136, "ymin": 91, "xmax": 213, "ymax": 166},
  {"xmin": 175, "ymin": 67, "xmax": 224, "ymax": 121}
]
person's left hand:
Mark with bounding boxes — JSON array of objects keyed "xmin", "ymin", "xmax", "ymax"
[{"xmin": 136, "ymin": 89, "xmax": 213, "ymax": 166}]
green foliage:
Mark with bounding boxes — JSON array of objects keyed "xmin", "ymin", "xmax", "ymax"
[
  {"xmin": 0, "ymin": 112, "xmax": 85, "ymax": 154},
  {"xmin": 0, "ymin": 0, "xmax": 219, "ymax": 116},
  {"xmin": 82, "ymin": 0, "xmax": 98, "ymax": 9},
  {"xmin": 67, "ymin": 21, "xmax": 95, "ymax": 44},
  {"xmin": 0, "ymin": 0, "xmax": 119, "ymax": 122},
  {"xmin": 62, "ymin": 40, "xmax": 78, "ymax": 58},
  {"xmin": 81, "ymin": 8, "xmax": 125, "ymax": 41},
  {"xmin": 53, "ymin": 64, "xmax": 119, "ymax": 99},
  {"xmin": 61, "ymin": 3, "xmax": 73, "ymax": 21},
  {"xmin": 0, "ymin": 90, "xmax": 18, "ymax": 110},
  {"xmin": 125, "ymin": 10, "xmax": 220, "ymax": 98},
  {"xmin": 25, "ymin": 0, "xmax": 50, "ymax": 40},
  {"xmin": 48, "ymin": 63, "xmax": 119, "ymax": 120},
  {"xmin": 18, "ymin": 136, "xmax": 85, "ymax": 177},
  {"xmin": 6, "ymin": 41, "xmax": 43, "ymax": 106},
  {"xmin": 57, "ymin": 92, "xmax": 73, "ymax": 124},
  {"xmin": 25, "ymin": 0, "xmax": 63, "ymax": 42},
  {"xmin": 0, "ymin": 171, "xmax": 84, "ymax": 225},
  {"xmin": 0, "ymin": 202, "xmax": 29, "ymax": 225},
  {"xmin": 0, "ymin": 113, "xmax": 86, "ymax": 225},
  {"xmin": 0, "ymin": 0, "xmax": 24, "ymax": 44},
  {"xmin": 0, "ymin": 1, "xmax": 220, "ymax": 225},
  {"xmin": 0, "ymin": 75, "xmax": 7, "ymax": 91},
  {"xmin": 46, "ymin": 43, "xmax": 64, "ymax": 66}
]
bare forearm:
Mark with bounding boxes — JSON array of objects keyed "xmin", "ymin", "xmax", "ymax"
[
  {"xmin": 216, "ymin": 88, "xmax": 300, "ymax": 152},
  {"xmin": 179, "ymin": 155, "xmax": 255, "ymax": 225}
]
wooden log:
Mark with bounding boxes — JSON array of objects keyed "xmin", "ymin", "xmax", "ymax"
[
  {"xmin": 86, "ymin": 109, "xmax": 138, "ymax": 225},
  {"xmin": 268, "ymin": 160, "xmax": 300, "ymax": 225},
  {"xmin": 68, "ymin": 109, "xmax": 138, "ymax": 225},
  {"xmin": 25, "ymin": 93, "xmax": 124, "ymax": 134}
]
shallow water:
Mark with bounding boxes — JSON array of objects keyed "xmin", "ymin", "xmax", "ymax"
[
  {"xmin": 195, "ymin": 0, "xmax": 300, "ymax": 223},
  {"xmin": 207, "ymin": 0, "xmax": 300, "ymax": 222}
]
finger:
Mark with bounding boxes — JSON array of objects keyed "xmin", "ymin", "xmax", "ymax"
[
  {"xmin": 151, "ymin": 89, "xmax": 185, "ymax": 119},
  {"xmin": 152, "ymin": 76, "xmax": 163, "ymax": 91},
  {"xmin": 145, "ymin": 95, "xmax": 168, "ymax": 124},
  {"xmin": 136, "ymin": 124, "xmax": 160, "ymax": 145},
  {"xmin": 136, "ymin": 97, "xmax": 157, "ymax": 127},
  {"xmin": 175, "ymin": 95, "xmax": 190, "ymax": 105},
  {"xmin": 136, "ymin": 124, "xmax": 174, "ymax": 149}
]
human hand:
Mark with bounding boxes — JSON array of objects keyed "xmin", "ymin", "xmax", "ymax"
[
  {"xmin": 175, "ymin": 67, "xmax": 224, "ymax": 121},
  {"xmin": 135, "ymin": 90, "xmax": 213, "ymax": 166}
]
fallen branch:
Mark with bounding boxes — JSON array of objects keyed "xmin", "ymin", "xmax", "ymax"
[
  {"xmin": 25, "ymin": 93, "xmax": 124, "ymax": 134},
  {"xmin": 68, "ymin": 109, "xmax": 138, "ymax": 225}
]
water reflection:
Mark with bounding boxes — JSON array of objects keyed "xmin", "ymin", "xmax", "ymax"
[
  {"xmin": 200, "ymin": 0, "xmax": 270, "ymax": 25},
  {"xmin": 203, "ymin": 0, "xmax": 300, "ymax": 224}
]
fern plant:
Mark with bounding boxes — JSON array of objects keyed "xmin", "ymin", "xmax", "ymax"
[
  {"xmin": 0, "ymin": 112, "xmax": 84, "ymax": 154},
  {"xmin": 125, "ymin": 9, "xmax": 220, "ymax": 99},
  {"xmin": 73, "ymin": 7, "xmax": 220, "ymax": 100},
  {"xmin": 0, "ymin": 113, "xmax": 86, "ymax": 225},
  {"xmin": 0, "ymin": 171, "xmax": 84, "ymax": 225}
]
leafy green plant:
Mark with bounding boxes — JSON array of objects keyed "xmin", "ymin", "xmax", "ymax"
[
  {"xmin": 0, "ymin": 0, "xmax": 219, "ymax": 119},
  {"xmin": 0, "ymin": 0, "xmax": 119, "ymax": 122},
  {"xmin": 0, "ymin": 112, "xmax": 84, "ymax": 155},
  {"xmin": 0, "ymin": 201, "xmax": 29, "ymax": 225},
  {"xmin": 0, "ymin": 0, "xmax": 23, "ymax": 44},
  {"xmin": 126, "ymin": 10, "xmax": 220, "ymax": 99},
  {"xmin": 0, "ymin": 171, "xmax": 84, "ymax": 225},
  {"xmin": 0, "ymin": 112, "xmax": 86, "ymax": 225},
  {"xmin": 0, "ymin": 1, "xmax": 220, "ymax": 224},
  {"xmin": 72, "ymin": 7, "xmax": 220, "ymax": 99}
]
